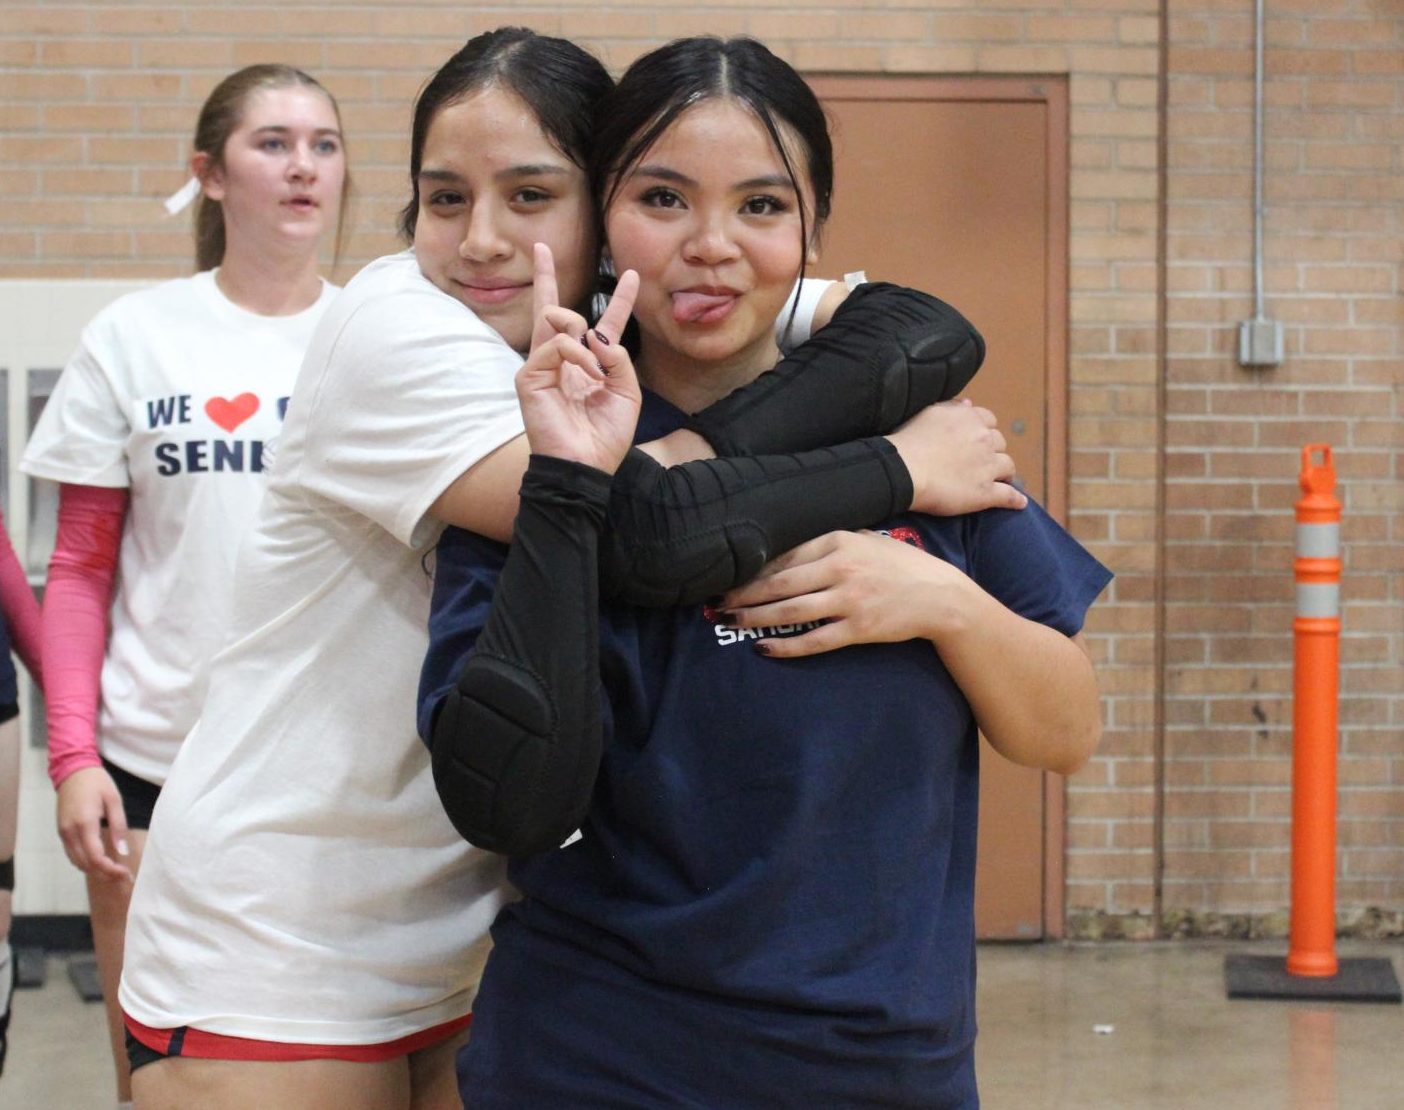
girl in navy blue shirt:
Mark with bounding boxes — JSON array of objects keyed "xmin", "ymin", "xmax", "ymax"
[{"xmin": 422, "ymin": 36, "xmax": 1110, "ymax": 1109}]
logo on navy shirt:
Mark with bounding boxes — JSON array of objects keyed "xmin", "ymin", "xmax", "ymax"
[
  {"xmin": 701, "ymin": 524, "xmax": 926, "ymax": 647},
  {"xmin": 701, "ymin": 600, "xmax": 824, "ymax": 648},
  {"xmin": 880, "ymin": 525, "xmax": 926, "ymax": 550},
  {"xmin": 145, "ymin": 392, "xmax": 290, "ymax": 475}
]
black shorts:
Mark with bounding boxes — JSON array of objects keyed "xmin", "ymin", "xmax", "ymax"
[
  {"xmin": 101, "ymin": 758, "xmax": 161, "ymax": 831},
  {"xmin": 124, "ymin": 1026, "xmax": 166, "ymax": 1075},
  {"xmin": 0, "ymin": 702, "xmax": 16, "ymax": 726}
]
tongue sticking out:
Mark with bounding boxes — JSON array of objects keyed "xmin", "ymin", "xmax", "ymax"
[{"xmin": 672, "ymin": 290, "xmax": 735, "ymax": 323}]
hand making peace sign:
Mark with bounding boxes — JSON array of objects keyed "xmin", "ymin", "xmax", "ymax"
[{"xmin": 515, "ymin": 243, "xmax": 642, "ymax": 474}]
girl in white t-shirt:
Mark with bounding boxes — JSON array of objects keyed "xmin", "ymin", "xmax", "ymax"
[
  {"xmin": 21, "ymin": 64, "xmax": 348, "ymax": 1110},
  {"xmin": 118, "ymin": 28, "xmax": 1019, "ymax": 1110}
]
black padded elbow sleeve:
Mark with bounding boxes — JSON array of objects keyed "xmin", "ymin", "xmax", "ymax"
[
  {"xmin": 688, "ymin": 282, "xmax": 985, "ymax": 457},
  {"xmin": 430, "ymin": 456, "xmax": 610, "ymax": 857},
  {"xmin": 600, "ymin": 438, "xmax": 913, "ymax": 608}
]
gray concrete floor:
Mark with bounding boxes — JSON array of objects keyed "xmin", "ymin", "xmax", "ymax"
[
  {"xmin": 975, "ymin": 940, "xmax": 1402, "ymax": 1109},
  {"xmin": 1, "ymin": 940, "xmax": 1400, "ymax": 1108}
]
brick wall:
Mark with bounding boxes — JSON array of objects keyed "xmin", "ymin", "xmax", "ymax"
[
  {"xmin": 2, "ymin": 1, "xmax": 1398, "ymax": 935},
  {"xmin": 1159, "ymin": 0, "xmax": 1403, "ymax": 934}
]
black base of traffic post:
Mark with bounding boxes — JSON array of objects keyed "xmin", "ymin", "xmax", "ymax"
[{"xmin": 1225, "ymin": 954, "xmax": 1402, "ymax": 1003}]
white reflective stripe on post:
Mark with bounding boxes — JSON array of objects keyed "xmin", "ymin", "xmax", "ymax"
[
  {"xmin": 1296, "ymin": 522, "xmax": 1340, "ymax": 559},
  {"xmin": 1296, "ymin": 582, "xmax": 1340, "ymax": 619}
]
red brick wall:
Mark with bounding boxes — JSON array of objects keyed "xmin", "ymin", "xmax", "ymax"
[{"xmin": 3, "ymin": 1, "xmax": 1398, "ymax": 934}]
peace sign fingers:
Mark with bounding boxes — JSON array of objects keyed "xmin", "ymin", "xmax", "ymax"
[
  {"xmin": 531, "ymin": 242, "xmax": 636, "ymax": 351},
  {"xmin": 594, "ymin": 268, "xmax": 639, "ymax": 346},
  {"xmin": 531, "ymin": 242, "xmax": 564, "ymax": 351}
]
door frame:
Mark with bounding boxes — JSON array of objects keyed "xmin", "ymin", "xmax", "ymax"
[{"xmin": 805, "ymin": 74, "xmax": 1071, "ymax": 937}]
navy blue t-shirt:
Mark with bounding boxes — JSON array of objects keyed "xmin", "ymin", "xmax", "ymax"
[{"xmin": 421, "ymin": 392, "xmax": 1112, "ymax": 1108}]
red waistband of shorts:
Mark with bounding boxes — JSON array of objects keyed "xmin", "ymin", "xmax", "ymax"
[{"xmin": 122, "ymin": 1009, "xmax": 472, "ymax": 1064}]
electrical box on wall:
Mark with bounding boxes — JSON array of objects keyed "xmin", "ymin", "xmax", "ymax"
[{"xmin": 1238, "ymin": 317, "xmax": 1284, "ymax": 368}]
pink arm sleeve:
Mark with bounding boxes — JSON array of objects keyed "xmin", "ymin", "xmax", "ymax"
[
  {"xmin": 43, "ymin": 484, "xmax": 128, "ymax": 788},
  {"xmin": 0, "ymin": 506, "xmax": 42, "ymax": 685}
]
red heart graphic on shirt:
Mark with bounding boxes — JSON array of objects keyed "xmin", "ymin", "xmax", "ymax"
[{"xmin": 205, "ymin": 393, "xmax": 260, "ymax": 433}]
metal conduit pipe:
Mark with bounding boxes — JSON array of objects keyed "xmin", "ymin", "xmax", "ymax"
[{"xmin": 1239, "ymin": 0, "xmax": 1283, "ymax": 368}]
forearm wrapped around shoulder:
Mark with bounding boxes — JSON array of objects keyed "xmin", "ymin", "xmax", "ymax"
[
  {"xmin": 599, "ymin": 439, "xmax": 913, "ymax": 608},
  {"xmin": 688, "ymin": 281, "xmax": 985, "ymax": 457}
]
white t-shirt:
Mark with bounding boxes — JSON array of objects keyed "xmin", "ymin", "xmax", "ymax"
[
  {"xmin": 21, "ymin": 272, "xmax": 338, "ymax": 784},
  {"xmin": 777, "ymin": 276, "xmax": 836, "ymax": 350},
  {"xmin": 121, "ymin": 251, "xmax": 522, "ymax": 1044},
  {"xmin": 120, "ymin": 254, "xmax": 834, "ymax": 1044}
]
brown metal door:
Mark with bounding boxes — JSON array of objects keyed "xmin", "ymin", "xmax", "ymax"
[{"xmin": 808, "ymin": 76, "xmax": 1069, "ymax": 939}]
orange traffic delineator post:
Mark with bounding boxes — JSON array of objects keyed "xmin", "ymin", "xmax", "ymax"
[
  {"xmin": 1224, "ymin": 445, "xmax": 1400, "ymax": 1003},
  {"xmin": 1288, "ymin": 444, "xmax": 1342, "ymax": 978}
]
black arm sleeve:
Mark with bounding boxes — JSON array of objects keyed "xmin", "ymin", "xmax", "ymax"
[
  {"xmin": 429, "ymin": 455, "xmax": 609, "ymax": 857},
  {"xmin": 687, "ymin": 282, "xmax": 985, "ymax": 457},
  {"xmin": 600, "ymin": 438, "xmax": 912, "ymax": 608},
  {"xmin": 597, "ymin": 283, "xmax": 981, "ymax": 606}
]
